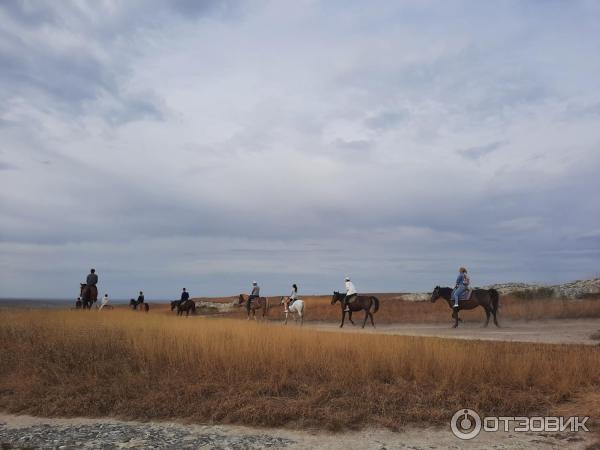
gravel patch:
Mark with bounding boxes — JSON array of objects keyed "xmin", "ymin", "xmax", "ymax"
[{"xmin": 0, "ymin": 420, "xmax": 294, "ymax": 449}]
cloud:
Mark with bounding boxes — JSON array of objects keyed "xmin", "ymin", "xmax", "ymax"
[
  {"xmin": 1, "ymin": 0, "xmax": 600, "ymax": 298},
  {"xmin": 458, "ymin": 140, "xmax": 507, "ymax": 160}
]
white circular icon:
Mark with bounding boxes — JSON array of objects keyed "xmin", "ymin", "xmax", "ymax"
[{"xmin": 451, "ymin": 409, "xmax": 482, "ymax": 440}]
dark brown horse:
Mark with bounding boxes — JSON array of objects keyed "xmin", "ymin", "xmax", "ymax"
[
  {"xmin": 430, "ymin": 286, "xmax": 499, "ymax": 328},
  {"xmin": 79, "ymin": 284, "xmax": 97, "ymax": 310},
  {"xmin": 331, "ymin": 291, "xmax": 379, "ymax": 328},
  {"xmin": 172, "ymin": 299, "xmax": 196, "ymax": 316},
  {"xmin": 130, "ymin": 298, "xmax": 150, "ymax": 312},
  {"xmin": 238, "ymin": 294, "xmax": 270, "ymax": 320}
]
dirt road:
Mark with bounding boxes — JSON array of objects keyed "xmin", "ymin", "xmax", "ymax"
[
  {"xmin": 306, "ymin": 318, "xmax": 600, "ymax": 345},
  {"xmin": 1, "ymin": 413, "xmax": 596, "ymax": 449}
]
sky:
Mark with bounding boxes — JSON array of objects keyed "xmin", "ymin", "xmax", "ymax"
[{"xmin": 1, "ymin": 0, "xmax": 600, "ymax": 299}]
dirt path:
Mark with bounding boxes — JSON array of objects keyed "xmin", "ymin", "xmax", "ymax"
[
  {"xmin": 1, "ymin": 413, "xmax": 596, "ymax": 449},
  {"xmin": 305, "ymin": 318, "xmax": 600, "ymax": 345}
]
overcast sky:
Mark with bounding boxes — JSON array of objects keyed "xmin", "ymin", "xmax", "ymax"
[{"xmin": 1, "ymin": 0, "xmax": 599, "ymax": 299}]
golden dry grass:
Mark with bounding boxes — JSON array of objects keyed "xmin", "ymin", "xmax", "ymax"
[{"xmin": 1, "ymin": 309, "xmax": 599, "ymax": 430}]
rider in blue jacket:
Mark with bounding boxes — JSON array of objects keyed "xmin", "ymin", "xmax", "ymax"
[{"xmin": 452, "ymin": 267, "xmax": 470, "ymax": 308}]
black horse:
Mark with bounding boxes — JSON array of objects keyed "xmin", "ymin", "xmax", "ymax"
[
  {"xmin": 331, "ymin": 291, "xmax": 379, "ymax": 328},
  {"xmin": 430, "ymin": 286, "xmax": 499, "ymax": 328},
  {"xmin": 130, "ymin": 298, "xmax": 149, "ymax": 312}
]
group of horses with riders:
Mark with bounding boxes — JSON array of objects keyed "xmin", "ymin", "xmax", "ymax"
[
  {"xmin": 77, "ymin": 269, "xmax": 149, "ymax": 312},
  {"xmin": 234, "ymin": 267, "xmax": 498, "ymax": 329},
  {"xmin": 78, "ymin": 267, "xmax": 499, "ymax": 329}
]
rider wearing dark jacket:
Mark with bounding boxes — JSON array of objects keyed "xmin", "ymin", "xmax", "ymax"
[
  {"xmin": 137, "ymin": 291, "xmax": 145, "ymax": 303},
  {"xmin": 179, "ymin": 288, "xmax": 189, "ymax": 306},
  {"xmin": 85, "ymin": 269, "xmax": 98, "ymax": 301},
  {"xmin": 86, "ymin": 269, "xmax": 98, "ymax": 286}
]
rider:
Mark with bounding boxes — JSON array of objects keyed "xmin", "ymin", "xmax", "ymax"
[
  {"xmin": 343, "ymin": 277, "xmax": 357, "ymax": 312},
  {"xmin": 137, "ymin": 291, "xmax": 144, "ymax": 304},
  {"xmin": 99, "ymin": 293, "xmax": 110, "ymax": 310},
  {"xmin": 452, "ymin": 267, "xmax": 470, "ymax": 308},
  {"xmin": 247, "ymin": 281, "xmax": 260, "ymax": 310},
  {"xmin": 179, "ymin": 288, "xmax": 189, "ymax": 306},
  {"xmin": 86, "ymin": 268, "xmax": 98, "ymax": 301},
  {"xmin": 287, "ymin": 283, "xmax": 298, "ymax": 310}
]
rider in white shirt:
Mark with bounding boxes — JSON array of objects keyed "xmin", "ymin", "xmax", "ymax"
[
  {"xmin": 98, "ymin": 293, "xmax": 110, "ymax": 310},
  {"xmin": 344, "ymin": 277, "xmax": 357, "ymax": 312}
]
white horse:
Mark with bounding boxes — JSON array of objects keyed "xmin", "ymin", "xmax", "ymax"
[{"xmin": 280, "ymin": 296, "xmax": 304, "ymax": 325}]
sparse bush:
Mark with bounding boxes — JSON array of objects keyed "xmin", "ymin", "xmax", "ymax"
[{"xmin": 511, "ymin": 287, "xmax": 556, "ymax": 300}]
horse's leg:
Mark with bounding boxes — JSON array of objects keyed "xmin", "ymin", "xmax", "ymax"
[
  {"xmin": 452, "ymin": 308, "xmax": 459, "ymax": 328},
  {"xmin": 362, "ymin": 308, "xmax": 369, "ymax": 328},
  {"xmin": 493, "ymin": 307, "xmax": 500, "ymax": 327},
  {"xmin": 348, "ymin": 311, "xmax": 355, "ymax": 325},
  {"xmin": 369, "ymin": 311, "xmax": 375, "ymax": 328},
  {"xmin": 340, "ymin": 310, "xmax": 346, "ymax": 328},
  {"xmin": 483, "ymin": 306, "xmax": 490, "ymax": 327},
  {"xmin": 284, "ymin": 311, "xmax": 288, "ymax": 325}
]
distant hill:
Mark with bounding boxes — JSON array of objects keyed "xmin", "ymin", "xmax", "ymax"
[
  {"xmin": 486, "ymin": 277, "xmax": 600, "ymax": 299},
  {"xmin": 193, "ymin": 278, "xmax": 600, "ymax": 304}
]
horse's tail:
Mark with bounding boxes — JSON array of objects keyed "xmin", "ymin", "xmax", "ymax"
[
  {"xmin": 266, "ymin": 297, "xmax": 270, "ymax": 315},
  {"xmin": 371, "ymin": 296, "xmax": 380, "ymax": 313},
  {"xmin": 191, "ymin": 301, "xmax": 196, "ymax": 314},
  {"xmin": 489, "ymin": 289, "xmax": 500, "ymax": 314}
]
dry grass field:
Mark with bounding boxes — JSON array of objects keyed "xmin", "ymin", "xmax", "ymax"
[{"xmin": 1, "ymin": 309, "xmax": 599, "ymax": 431}]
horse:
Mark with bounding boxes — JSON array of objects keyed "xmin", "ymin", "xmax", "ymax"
[
  {"xmin": 79, "ymin": 284, "xmax": 97, "ymax": 310},
  {"xmin": 129, "ymin": 298, "xmax": 149, "ymax": 312},
  {"xmin": 279, "ymin": 297, "xmax": 305, "ymax": 325},
  {"xmin": 430, "ymin": 286, "xmax": 499, "ymax": 328},
  {"xmin": 174, "ymin": 299, "xmax": 196, "ymax": 316},
  {"xmin": 331, "ymin": 291, "xmax": 379, "ymax": 328},
  {"xmin": 237, "ymin": 294, "xmax": 270, "ymax": 320}
]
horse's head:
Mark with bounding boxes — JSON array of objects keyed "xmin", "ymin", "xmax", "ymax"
[
  {"xmin": 279, "ymin": 296, "xmax": 286, "ymax": 305},
  {"xmin": 238, "ymin": 294, "xmax": 245, "ymax": 304},
  {"xmin": 331, "ymin": 291, "xmax": 343, "ymax": 305},
  {"xmin": 430, "ymin": 286, "xmax": 441, "ymax": 303},
  {"xmin": 80, "ymin": 283, "xmax": 86, "ymax": 294}
]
